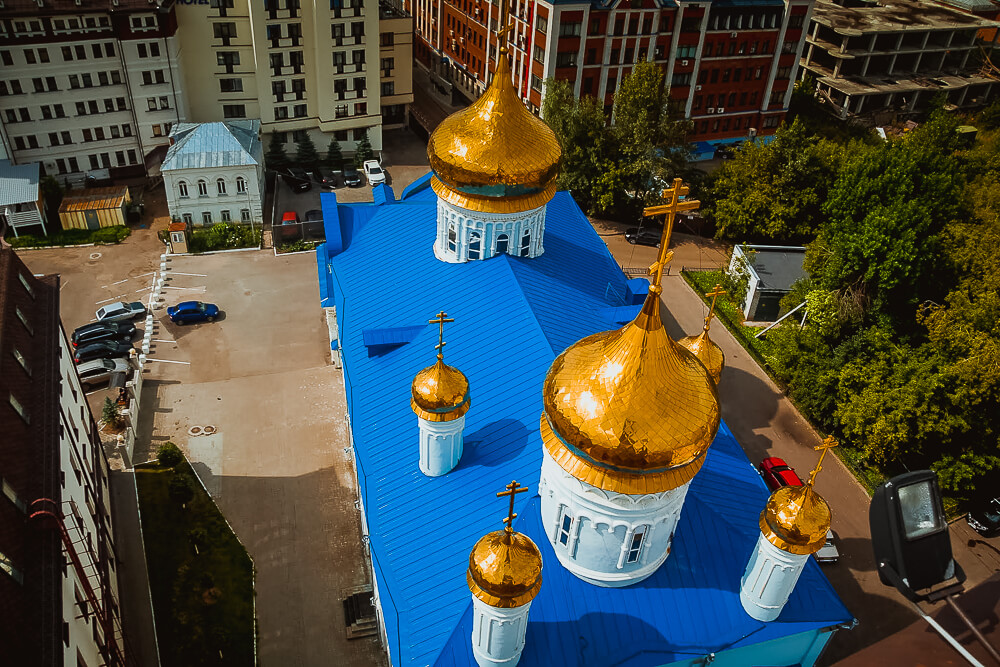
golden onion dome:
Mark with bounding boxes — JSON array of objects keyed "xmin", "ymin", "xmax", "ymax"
[
  {"xmin": 427, "ymin": 50, "xmax": 561, "ymax": 214},
  {"xmin": 411, "ymin": 358, "xmax": 471, "ymax": 422},
  {"xmin": 759, "ymin": 484, "xmax": 831, "ymax": 555},
  {"xmin": 540, "ymin": 291, "xmax": 721, "ymax": 494},
  {"xmin": 467, "ymin": 529, "xmax": 542, "ymax": 608},
  {"xmin": 679, "ymin": 325, "xmax": 724, "ymax": 385}
]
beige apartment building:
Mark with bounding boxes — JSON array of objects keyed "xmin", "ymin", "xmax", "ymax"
[{"xmin": 176, "ymin": 0, "xmax": 414, "ymax": 154}]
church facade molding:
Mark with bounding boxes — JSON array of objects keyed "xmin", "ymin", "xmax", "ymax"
[{"xmin": 434, "ymin": 198, "xmax": 545, "ymax": 263}]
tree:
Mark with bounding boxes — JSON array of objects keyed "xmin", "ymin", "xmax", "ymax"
[
  {"xmin": 265, "ymin": 133, "xmax": 290, "ymax": 171},
  {"xmin": 326, "ymin": 138, "xmax": 344, "ymax": 169},
  {"xmin": 541, "ymin": 79, "xmax": 614, "ymax": 213},
  {"xmin": 708, "ymin": 118, "xmax": 844, "ymax": 243},
  {"xmin": 354, "ymin": 131, "xmax": 374, "ymax": 166},
  {"xmin": 39, "ymin": 176, "xmax": 64, "ymax": 228},
  {"xmin": 157, "ymin": 442, "xmax": 184, "ymax": 467},
  {"xmin": 102, "ymin": 397, "xmax": 123, "ymax": 429},
  {"xmin": 294, "ymin": 133, "xmax": 321, "ymax": 170},
  {"xmin": 168, "ymin": 474, "xmax": 195, "ymax": 507}
]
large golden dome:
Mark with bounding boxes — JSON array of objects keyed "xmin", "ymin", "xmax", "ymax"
[
  {"xmin": 679, "ymin": 326, "xmax": 724, "ymax": 385},
  {"xmin": 467, "ymin": 529, "xmax": 542, "ymax": 608},
  {"xmin": 427, "ymin": 51, "xmax": 561, "ymax": 214},
  {"xmin": 540, "ymin": 292, "xmax": 721, "ymax": 494},
  {"xmin": 759, "ymin": 485, "xmax": 831, "ymax": 555},
  {"xmin": 411, "ymin": 358, "xmax": 471, "ymax": 422}
]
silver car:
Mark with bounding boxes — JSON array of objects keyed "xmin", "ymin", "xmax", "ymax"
[
  {"xmin": 814, "ymin": 529, "xmax": 839, "ymax": 564},
  {"xmin": 95, "ymin": 301, "xmax": 147, "ymax": 322},
  {"xmin": 76, "ymin": 357, "xmax": 130, "ymax": 389}
]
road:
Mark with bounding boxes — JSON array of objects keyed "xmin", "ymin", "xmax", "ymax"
[{"xmin": 595, "ymin": 220, "xmax": 1000, "ymax": 664}]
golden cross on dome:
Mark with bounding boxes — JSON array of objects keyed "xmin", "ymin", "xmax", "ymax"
[
  {"xmin": 497, "ymin": 480, "xmax": 528, "ymax": 533},
  {"xmin": 429, "ymin": 311, "xmax": 454, "ymax": 360},
  {"xmin": 496, "ymin": 0, "xmax": 513, "ymax": 53},
  {"xmin": 642, "ymin": 178, "xmax": 701, "ymax": 289},
  {"xmin": 806, "ymin": 436, "xmax": 839, "ymax": 487},
  {"xmin": 704, "ymin": 284, "xmax": 726, "ymax": 330}
]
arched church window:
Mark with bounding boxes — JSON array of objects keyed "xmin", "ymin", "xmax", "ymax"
[
  {"xmin": 178, "ymin": 181, "xmax": 188, "ymax": 198},
  {"xmin": 626, "ymin": 525, "xmax": 647, "ymax": 563},
  {"xmin": 197, "ymin": 179, "xmax": 208, "ymax": 196},
  {"xmin": 558, "ymin": 512, "xmax": 574, "ymax": 546},
  {"xmin": 495, "ymin": 233, "xmax": 509, "ymax": 255},
  {"xmin": 468, "ymin": 231, "xmax": 482, "ymax": 260},
  {"xmin": 236, "ymin": 177, "xmax": 247, "ymax": 193},
  {"xmin": 448, "ymin": 224, "xmax": 457, "ymax": 252},
  {"xmin": 520, "ymin": 229, "xmax": 531, "ymax": 257},
  {"xmin": 216, "ymin": 178, "xmax": 227, "ymax": 195}
]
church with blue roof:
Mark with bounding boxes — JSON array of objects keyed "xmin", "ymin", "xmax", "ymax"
[{"xmin": 314, "ymin": 16, "xmax": 852, "ymax": 667}]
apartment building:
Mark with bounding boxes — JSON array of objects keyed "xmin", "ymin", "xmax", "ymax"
[
  {"xmin": 409, "ymin": 0, "xmax": 813, "ymax": 146},
  {"xmin": 800, "ymin": 0, "xmax": 999, "ymax": 121},
  {"xmin": 0, "ymin": 0, "xmax": 185, "ymax": 186},
  {"xmin": 0, "ymin": 246, "xmax": 126, "ymax": 667},
  {"xmin": 176, "ymin": 0, "xmax": 414, "ymax": 154}
]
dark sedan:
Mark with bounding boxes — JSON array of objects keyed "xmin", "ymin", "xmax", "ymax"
[
  {"xmin": 624, "ymin": 227, "xmax": 662, "ymax": 247},
  {"xmin": 73, "ymin": 339, "xmax": 134, "ymax": 364},
  {"xmin": 313, "ymin": 168, "xmax": 338, "ymax": 189},
  {"xmin": 280, "ymin": 168, "xmax": 312, "ymax": 193},
  {"xmin": 167, "ymin": 301, "xmax": 220, "ymax": 325},
  {"xmin": 967, "ymin": 496, "xmax": 1000, "ymax": 537},
  {"xmin": 343, "ymin": 164, "xmax": 362, "ymax": 187},
  {"xmin": 72, "ymin": 321, "xmax": 136, "ymax": 347}
]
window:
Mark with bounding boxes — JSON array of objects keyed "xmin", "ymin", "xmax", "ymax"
[
  {"xmin": 495, "ymin": 234, "xmax": 509, "ymax": 255},
  {"xmin": 559, "ymin": 21, "xmax": 581, "ymax": 37},
  {"xmin": 218, "ymin": 51, "xmax": 240, "ymax": 73},
  {"xmin": 468, "ymin": 231, "xmax": 482, "ymax": 260},
  {"xmin": 236, "ymin": 177, "xmax": 247, "ymax": 193},
  {"xmin": 293, "ymin": 104, "xmax": 307, "ymax": 117},
  {"xmin": 448, "ymin": 224, "xmax": 457, "ymax": 252},
  {"xmin": 182, "ymin": 213, "xmax": 193, "ymax": 224},
  {"xmin": 380, "ymin": 32, "xmax": 394, "ymax": 47},
  {"xmin": 217, "ymin": 178, "xmax": 227, "ymax": 195},
  {"xmin": 381, "ymin": 57, "xmax": 394, "ymax": 74},
  {"xmin": 0, "ymin": 51, "xmax": 11, "ymax": 66},
  {"xmin": 531, "ymin": 75, "xmax": 542, "ymax": 92},
  {"xmin": 241, "ymin": 209, "xmax": 251, "ymax": 222},
  {"xmin": 202, "ymin": 212, "xmax": 213, "ymax": 225},
  {"xmin": 672, "ymin": 72, "xmax": 692, "ymax": 87},
  {"xmin": 178, "ymin": 181, "xmax": 189, "ymax": 198},
  {"xmin": 537, "ymin": 15, "xmax": 548, "ymax": 34},
  {"xmin": 381, "ymin": 81, "xmax": 394, "ymax": 96},
  {"xmin": 221, "ymin": 210, "xmax": 232, "ymax": 222},
  {"xmin": 223, "ymin": 104, "xmax": 246, "ymax": 119},
  {"xmin": 555, "ymin": 51, "xmax": 577, "ymax": 67},
  {"xmin": 197, "ymin": 180, "xmax": 208, "ymax": 196},
  {"xmin": 558, "ymin": 513, "xmax": 573, "ymax": 545},
  {"xmin": 152, "ymin": 125, "xmax": 163, "ymax": 137},
  {"xmin": 0, "ymin": 549, "xmax": 24, "ymax": 584},
  {"xmin": 788, "ymin": 13, "xmax": 805, "ymax": 29},
  {"xmin": 147, "ymin": 97, "xmax": 157, "ymax": 111},
  {"xmin": 9, "ymin": 393, "xmax": 29, "ymax": 424},
  {"xmin": 520, "ymin": 229, "xmax": 531, "ymax": 256},
  {"xmin": 334, "ymin": 104, "xmax": 348, "ymax": 119},
  {"xmin": 220, "ymin": 78, "xmax": 243, "ymax": 92}
]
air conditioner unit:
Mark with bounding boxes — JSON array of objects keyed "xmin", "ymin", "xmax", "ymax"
[
  {"xmin": 695, "ymin": 84, "xmax": 702, "ymax": 91},
  {"xmin": 717, "ymin": 107, "xmax": 725, "ymax": 113},
  {"xmin": 730, "ymin": 32, "xmax": 737, "ymax": 38},
  {"xmin": 706, "ymin": 108, "xmax": 715, "ymax": 113},
  {"xmin": 748, "ymin": 127, "xmax": 757, "ymax": 139}
]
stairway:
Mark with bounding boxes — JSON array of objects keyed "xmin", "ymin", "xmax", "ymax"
[{"xmin": 343, "ymin": 588, "xmax": 378, "ymax": 639}]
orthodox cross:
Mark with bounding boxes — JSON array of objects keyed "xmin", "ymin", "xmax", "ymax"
[
  {"xmin": 496, "ymin": 0, "xmax": 513, "ymax": 53},
  {"xmin": 703, "ymin": 284, "xmax": 726, "ymax": 330},
  {"xmin": 806, "ymin": 436, "xmax": 839, "ymax": 487},
  {"xmin": 642, "ymin": 178, "xmax": 701, "ymax": 289},
  {"xmin": 497, "ymin": 480, "xmax": 528, "ymax": 533},
  {"xmin": 429, "ymin": 311, "xmax": 454, "ymax": 361}
]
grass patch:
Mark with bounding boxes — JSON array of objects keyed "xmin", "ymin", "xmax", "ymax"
[
  {"xmin": 136, "ymin": 457, "xmax": 254, "ymax": 666},
  {"xmin": 5, "ymin": 225, "xmax": 130, "ymax": 248},
  {"xmin": 276, "ymin": 239, "xmax": 321, "ymax": 254},
  {"xmin": 188, "ymin": 222, "xmax": 262, "ymax": 253}
]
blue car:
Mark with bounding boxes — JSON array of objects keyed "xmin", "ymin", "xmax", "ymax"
[{"xmin": 167, "ymin": 301, "xmax": 220, "ymax": 325}]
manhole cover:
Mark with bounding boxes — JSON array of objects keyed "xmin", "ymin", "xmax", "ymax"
[
  {"xmin": 89, "ymin": 252, "xmax": 102, "ymax": 260},
  {"xmin": 188, "ymin": 426, "xmax": 203, "ymax": 436},
  {"xmin": 202, "ymin": 425, "xmax": 217, "ymax": 435}
]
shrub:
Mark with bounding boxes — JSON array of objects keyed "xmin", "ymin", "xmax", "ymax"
[
  {"xmin": 102, "ymin": 397, "xmax": 123, "ymax": 429},
  {"xmin": 188, "ymin": 222, "xmax": 261, "ymax": 253},
  {"xmin": 157, "ymin": 442, "xmax": 184, "ymax": 468},
  {"xmin": 168, "ymin": 474, "xmax": 195, "ymax": 507},
  {"xmin": 6, "ymin": 225, "xmax": 130, "ymax": 248}
]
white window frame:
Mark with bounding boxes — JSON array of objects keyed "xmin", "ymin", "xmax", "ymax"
[
  {"xmin": 236, "ymin": 176, "xmax": 247, "ymax": 193},
  {"xmin": 447, "ymin": 223, "xmax": 457, "ymax": 252},
  {"xmin": 182, "ymin": 213, "xmax": 193, "ymax": 224},
  {"xmin": 216, "ymin": 177, "xmax": 227, "ymax": 195},
  {"xmin": 520, "ymin": 229, "xmax": 531, "ymax": 256},
  {"xmin": 495, "ymin": 233, "xmax": 509, "ymax": 255},
  {"xmin": 557, "ymin": 512, "xmax": 573, "ymax": 546},
  {"xmin": 221, "ymin": 209, "xmax": 231, "ymax": 222},
  {"xmin": 626, "ymin": 525, "xmax": 647, "ymax": 564},
  {"xmin": 178, "ymin": 180, "xmax": 189, "ymax": 198},
  {"xmin": 197, "ymin": 180, "xmax": 208, "ymax": 196},
  {"xmin": 202, "ymin": 211, "xmax": 212, "ymax": 224},
  {"xmin": 468, "ymin": 231, "xmax": 482, "ymax": 260}
]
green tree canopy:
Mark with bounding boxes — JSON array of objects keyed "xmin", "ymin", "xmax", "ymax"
[
  {"xmin": 295, "ymin": 134, "xmax": 321, "ymax": 170},
  {"xmin": 326, "ymin": 138, "xmax": 344, "ymax": 169},
  {"xmin": 354, "ymin": 131, "xmax": 374, "ymax": 166},
  {"xmin": 265, "ymin": 133, "xmax": 290, "ymax": 171}
]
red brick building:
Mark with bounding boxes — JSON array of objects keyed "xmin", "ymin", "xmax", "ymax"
[{"xmin": 408, "ymin": 0, "xmax": 813, "ymax": 150}]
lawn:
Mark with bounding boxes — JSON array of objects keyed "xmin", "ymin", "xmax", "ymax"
[{"xmin": 136, "ymin": 459, "xmax": 255, "ymax": 666}]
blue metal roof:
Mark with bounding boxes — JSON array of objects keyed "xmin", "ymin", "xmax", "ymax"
[
  {"xmin": 0, "ymin": 159, "xmax": 40, "ymax": 208},
  {"xmin": 161, "ymin": 120, "xmax": 262, "ymax": 171},
  {"xmin": 318, "ymin": 181, "xmax": 851, "ymax": 666},
  {"xmin": 363, "ymin": 325, "xmax": 427, "ymax": 348}
]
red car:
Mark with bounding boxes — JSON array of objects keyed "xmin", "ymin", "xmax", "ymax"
[{"xmin": 760, "ymin": 456, "xmax": 803, "ymax": 491}]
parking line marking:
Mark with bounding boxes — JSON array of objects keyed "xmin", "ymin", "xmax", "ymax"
[
  {"xmin": 136, "ymin": 271, "xmax": 156, "ymax": 278},
  {"xmin": 162, "ymin": 285, "xmax": 206, "ymax": 291},
  {"xmin": 143, "ymin": 358, "xmax": 190, "ymax": 365},
  {"xmin": 151, "ymin": 339, "xmax": 175, "ymax": 344},
  {"xmin": 170, "ymin": 272, "xmax": 208, "ymax": 277},
  {"xmin": 135, "ymin": 287, "xmax": 152, "ymax": 293},
  {"xmin": 111, "ymin": 278, "xmax": 129, "ymax": 286},
  {"xmin": 95, "ymin": 295, "xmax": 126, "ymax": 305}
]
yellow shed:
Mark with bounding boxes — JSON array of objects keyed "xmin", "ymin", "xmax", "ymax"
[{"xmin": 59, "ymin": 186, "xmax": 131, "ymax": 230}]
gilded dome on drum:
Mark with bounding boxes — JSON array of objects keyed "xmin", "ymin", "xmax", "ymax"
[
  {"xmin": 540, "ymin": 294, "xmax": 721, "ymax": 494},
  {"xmin": 411, "ymin": 359, "xmax": 471, "ymax": 422},
  {"xmin": 759, "ymin": 485, "xmax": 832, "ymax": 555},
  {"xmin": 679, "ymin": 328, "xmax": 725, "ymax": 385},
  {"xmin": 426, "ymin": 51, "xmax": 561, "ymax": 211},
  {"xmin": 467, "ymin": 530, "xmax": 543, "ymax": 608}
]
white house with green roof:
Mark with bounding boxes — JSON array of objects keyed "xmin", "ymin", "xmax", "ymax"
[{"xmin": 162, "ymin": 121, "xmax": 264, "ymax": 228}]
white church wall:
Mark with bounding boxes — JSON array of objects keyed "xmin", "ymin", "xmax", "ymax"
[
  {"xmin": 434, "ymin": 198, "xmax": 545, "ymax": 263},
  {"xmin": 418, "ymin": 414, "xmax": 465, "ymax": 476}
]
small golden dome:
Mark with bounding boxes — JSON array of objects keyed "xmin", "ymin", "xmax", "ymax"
[
  {"xmin": 759, "ymin": 485, "xmax": 831, "ymax": 555},
  {"xmin": 679, "ymin": 327, "xmax": 724, "ymax": 384},
  {"xmin": 427, "ymin": 51, "xmax": 561, "ymax": 214},
  {"xmin": 540, "ymin": 292, "xmax": 721, "ymax": 494},
  {"xmin": 467, "ymin": 530, "xmax": 542, "ymax": 608},
  {"xmin": 411, "ymin": 358, "xmax": 471, "ymax": 422}
]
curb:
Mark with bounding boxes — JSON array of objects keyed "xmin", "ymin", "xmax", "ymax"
[
  {"xmin": 12, "ymin": 242, "xmax": 99, "ymax": 250},
  {"xmin": 168, "ymin": 245, "xmax": 261, "ymax": 257}
]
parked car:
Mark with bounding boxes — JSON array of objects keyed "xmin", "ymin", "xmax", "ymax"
[
  {"xmin": 759, "ymin": 456, "xmax": 803, "ymax": 491},
  {"xmin": 814, "ymin": 530, "xmax": 840, "ymax": 564},
  {"xmin": 312, "ymin": 168, "xmax": 338, "ymax": 189},
  {"xmin": 73, "ymin": 339, "xmax": 134, "ymax": 364},
  {"xmin": 304, "ymin": 209, "xmax": 324, "ymax": 237},
  {"xmin": 363, "ymin": 160, "xmax": 385, "ymax": 186},
  {"xmin": 280, "ymin": 167, "xmax": 312, "ymax": 193},
  {"xmin": 77, "ymin": 357, "xmax": 130, "ymax": 389},
  {"xmin": 72, "ymin": 321, "xmax": 136, "ymax": 347},
  {"xmin": 167, "ymin": 301, "xmax": 220, "ymax": 325},
  {"xmin": 343, "ymin": 164, "xmax": 362, "ymax": 187},
  {"xmin": 95, "ymin": 301, "xmax": 146, "ymax": 323},
  {"xmin": 624, "ymin": 227, "xmax": 662, "ymax": 247},
  {"xmin": 280, "ymin": 211, "xmax": 300, "ymax": 240},
  {"xmin": 967, "ymin": 496, "xmax": 1000, "ymax": 537}
]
